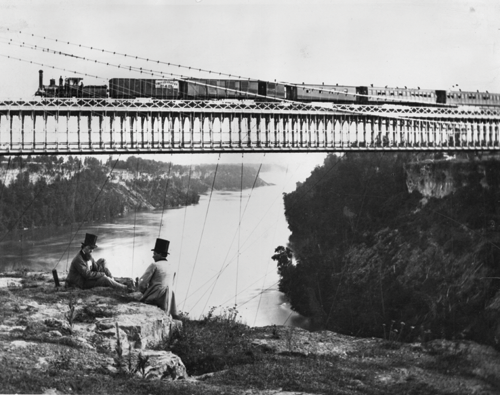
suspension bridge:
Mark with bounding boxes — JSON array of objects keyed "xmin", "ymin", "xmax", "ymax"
[
  {"xmin": 1, "ymin": 29, "xmax": 500, "ymax": 154},
  {"xmin": 2, "ymin": 29, "xmax": 500, "ymax": 324},
  {"xmin": 1, "ymin": 99, "xmax": 500, "ymax": 155}
]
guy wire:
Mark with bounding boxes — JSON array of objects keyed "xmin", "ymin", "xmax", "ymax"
[
  {"xmin": 66, "ymin": 157, "xmax": 82, "ymax": 272},
  {"xmin": 53, "ymin": 155, "xmax": 122, "ymax": 270},
  {"xmin": 158, "ymin": 159, "xmax": 173, "ymax": 237},
  {"xmin": 183, "ymin": 154, "xmax": 221, "ymax": 311},
  {"xmin": 131, "ymin": 158, "xmax": 140, "ymax": 277},
  {"xmin": 175, "ymin": 159, "xmax": 193, "ymax": 295},
  {"xmin": 236, "ymin": 153, "xmax": 244, "ymax": 306}
]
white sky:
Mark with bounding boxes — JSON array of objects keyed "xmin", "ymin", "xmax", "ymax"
[{"xmin": 0, "ymin": 0, "xmax": 499, "ymax": 170}]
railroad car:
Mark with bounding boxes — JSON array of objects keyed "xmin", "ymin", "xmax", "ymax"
[
  {"xmin": 446, "ymin": 90, "xmax": 500, "ymax": 107},
  {"xmin": 182, "ymin": 79, "xmax": 266, "ymax": 100},
  {"xmin": 287, "ymin": 83, "xmax": 358, "ymax": 103},
  {"xmin": 107, "ymin": 78, "xmax": 274, "ymax": 100},
  {"xmin": 108, "ymin": 78, "xmax": 180, "ymax": 99},
  {"xmin": 364, "ymin": 86, "xmax": 442, "ymax": 106}
]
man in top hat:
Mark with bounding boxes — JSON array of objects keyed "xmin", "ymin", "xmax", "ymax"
[
  {"xmin": 65, "ymin": 233, "xmax": 127, "ymax": 290},
  {"xmin": 138, "ymin": 238, "xmax": 178, "ymax": 317}
]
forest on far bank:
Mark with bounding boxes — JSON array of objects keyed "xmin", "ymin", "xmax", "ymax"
[
  {"xmin": 0, "ymin": 155, "xmax": 268, "ymax": 234},
  {"xmin": 274, "ymin": 152, "xmax": 500, "ymax": 349}
]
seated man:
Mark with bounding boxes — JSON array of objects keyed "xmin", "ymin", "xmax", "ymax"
[
  {"xmin": 138, "ymin": 238, "xmax": 178, "ymax": 318},
  {"xmin": 65, "ymin": 233, "xmax": 127, "ymax": 290}
]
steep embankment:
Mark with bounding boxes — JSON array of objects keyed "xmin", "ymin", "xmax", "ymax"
[{"xmin": 276, "ymin": 153, "xmax": 500, "ymax": 349}]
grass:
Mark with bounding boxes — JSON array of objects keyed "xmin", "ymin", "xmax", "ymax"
[{"xmin": 1, "ymin": 370, "xmax": 236, "ymax": 395}]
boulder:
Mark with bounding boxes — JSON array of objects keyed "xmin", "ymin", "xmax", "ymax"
[
  {"xmin": 251, "ymin": 326, "xmax": 380, "ymax": 357},
  {"xmin": 94, "ymin": 301, "xmax": 180, "ymax": 349},
  {"xmin": 131, "ymin": 350, "xmax": 187, "ymax": 380},
  {"xmin": 0, "ymin": 277, "xmax": 23, "ymax": 288},
  {"xmin": 95, "ymin": 324, "xmax": 131, "ymax": 355}
]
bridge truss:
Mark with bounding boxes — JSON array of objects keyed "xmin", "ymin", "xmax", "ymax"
[{"xmin": 0, "ymin": 99, "xmax": 500, "ymax": 155}]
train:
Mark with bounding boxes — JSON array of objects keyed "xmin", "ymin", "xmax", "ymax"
[{"xmin": 35, "ymin": 70, "xmax": 500, "ymax": 107}]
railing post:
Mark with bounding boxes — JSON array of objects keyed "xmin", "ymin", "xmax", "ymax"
[
  {"xmin": 88, "ymin": 113, "xmax": 92, "ymax": 149},
  {"xmin": 99, "ymin": 113, "xmax": 103, "ymax": 149},
  {"xmin": 275, "ymin": 115, "xmax": 280, "ymax": 149},
  {"xmin": 32, "ymin": 112, "xmax": 36, "ymax": 151},
  {"xmin": 43, "ymin": 112, "xmax": 47, "ymax": 151},
  {"xmin": 21, "ymin": 114, "xmax": 25, "ymax": 150}
]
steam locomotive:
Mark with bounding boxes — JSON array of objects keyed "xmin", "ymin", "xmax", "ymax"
[{"xmin": 35, "ymin": 70, "xmax": 500, "ymax": 107}]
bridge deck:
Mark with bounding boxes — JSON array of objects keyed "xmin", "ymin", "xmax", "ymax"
[{"xmin": 0, "ymin": 99, "xmax": 499, "ymax": 155}]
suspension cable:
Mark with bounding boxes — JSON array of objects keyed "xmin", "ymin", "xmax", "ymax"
[
  {"xmin": 0, "ymin": 33, "xmax": 467, "ymax": 111},
  {"xmin": 0, "ymin": 51, "xmax": 471, "ymax": 135},
  {"xmin": 158, "ymin": 159, "xmax": 173, "ymax": 237},
  {"xmin": 0, "ymin": 162, "xmax": 48, "ymax": 243},
  {"xmin": 236, "ymin": 154, "xmax": 244, "ymax": 306},
  {"xmin": 1, "ymin": 30, "xmax": 463, "ymax": 106},
  {"xmin": 220, "ymin": 278, "xmax": 280, "ymax": 310},
  {"xmin": 52, "ymin": 155, "xmax": 122, "ymax": 270},
  {"xmin": 175, "ymin": 160, "xmax": 193, "ymax": 294},
  {"xmin": 131, "ymin": 158, "xmax": 141, "ymax": 276},
  {"xmin": 196, "ymin": 155, "xmax": 275, "ymax": 315},
  {"xmin": 254, "ymin": 189, "xmax": 278, "ymax": 325},
  {"xmin": 183, "ymin": 154, "xmax": 221, "ymax": 310},
  {"xmin": 65, "ymin": 157, "xmax": 82, "ymax": 272}
]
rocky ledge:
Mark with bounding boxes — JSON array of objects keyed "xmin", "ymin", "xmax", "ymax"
[
  {"xmin": 1, "ymin": 272, "xmax": 500, "ymax": 395},
  {"xmin": 0, "ymin": 272, "xmax": 187, "ymax": 381}
]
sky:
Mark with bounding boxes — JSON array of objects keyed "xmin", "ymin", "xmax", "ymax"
[{"xmin": 0, "ymin": 0, "xmax": 499, "ymax": 169}]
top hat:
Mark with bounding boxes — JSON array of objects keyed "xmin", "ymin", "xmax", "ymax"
[
  {"xmin": 151, "ymin": 238, "xmax": 170, "ymax": 255},
  {"xmin": 81, "ymin": 233, "xmax": 98, "ymax": 248}
]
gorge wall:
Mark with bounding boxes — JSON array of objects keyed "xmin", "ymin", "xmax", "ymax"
[{"xmin": 276, "ymin": 152, "xmax": 500, "ymax": 348}]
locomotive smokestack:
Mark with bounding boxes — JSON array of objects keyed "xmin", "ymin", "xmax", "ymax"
[{"xmin": 38, "ymin": 70, "xmax": 43, "ymax": 90}]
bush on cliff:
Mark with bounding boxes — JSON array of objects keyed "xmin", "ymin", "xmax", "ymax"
[{"xmin": 167, "ymin": 306, "xmax": 254, "ymax": 375}]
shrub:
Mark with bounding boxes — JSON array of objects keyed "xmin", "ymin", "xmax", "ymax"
[{"xmin": 168, "ymin": 306, "xmax": 254, "ymax": 375}]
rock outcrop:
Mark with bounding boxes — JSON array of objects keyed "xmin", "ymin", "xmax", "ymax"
[
  {"xmin": 0, "ymin": 271, "xmax": 186, "ymax": 380},
  {"xmin": 406, "ymin": 161, "xmax": 456, "ymax": 198},
  {"xmin": 405, "ymin": 157, "xmax": 497, "ymax": 199}
]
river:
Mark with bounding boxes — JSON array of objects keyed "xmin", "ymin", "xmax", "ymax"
[{"xmin": 0, "ymin": 158, "xmax": 325, "ymax": 328}]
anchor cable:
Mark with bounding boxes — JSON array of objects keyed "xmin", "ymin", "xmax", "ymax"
[
  {"xmin": 183, "ymin": 154, "xmax": 221, "ymax": 310},
  {"xmin": 158, "ymin": 159, "xmax": 173, "ymax": 237},
  {"xmin": 65, "ymin": 157, "xmax": 83, "ymax": 272},
  {"xmin": 52, "ymin": 155, "xmax": 122, "ymax": 270},
  {"xmin": 175, "ymin": 161, "xmax": 193, "ymax": 294}
]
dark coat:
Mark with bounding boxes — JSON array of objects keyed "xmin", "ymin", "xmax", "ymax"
[{"xmin": 65, "ymin": 251, "xmax": 105, "ymax": 289}]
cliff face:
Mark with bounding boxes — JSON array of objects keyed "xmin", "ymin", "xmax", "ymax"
[
  {"xmin": 405, "ymin": 157, "xmax": 493, "ymax": 199},
  {"xmin": 405, "ymin": 161, "xmax": 456, "ymax": 198},
  {"xmin": 279, "ymin": 153, "xmax": 500, "ymax": 349}
]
